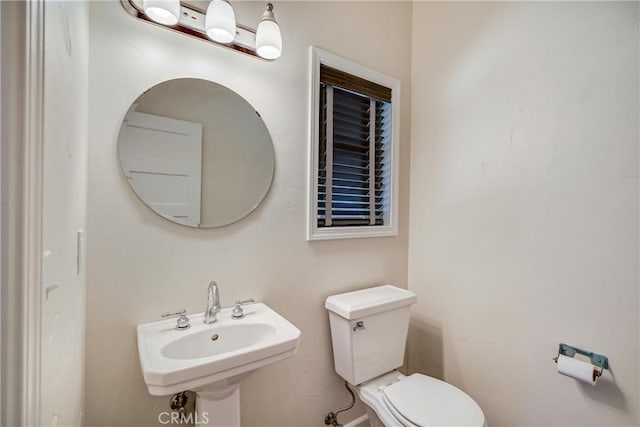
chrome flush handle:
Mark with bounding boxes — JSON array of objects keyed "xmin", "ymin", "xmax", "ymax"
[{"xmin": 353, "ymin": 321, "xmax": 365, "ymax": 332}]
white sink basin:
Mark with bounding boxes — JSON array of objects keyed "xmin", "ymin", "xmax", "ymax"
[
  {"xmin": 161, "ymin": 323, "xmax": 277, "ymax": 360},
  {"xmin": 137, "ymin": 303, "xmax": 301, "ymax": 396}
]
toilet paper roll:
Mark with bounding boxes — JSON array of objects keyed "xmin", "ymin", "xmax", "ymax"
[{"xmin": 557, "ymin": 354, "xmax": 601, "ymax": 385}]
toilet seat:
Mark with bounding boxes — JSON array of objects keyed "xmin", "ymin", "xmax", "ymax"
[
  {"xmin": 381, "ymin": 393, "xmax": 414, "ymax": 426},
  {"xmin": 382, "ymin": 374, "xmax": 485, "ymax": 426},
  {"xmin": 357, "ymin": 372, "xmax": 485, "ymax": 427}
]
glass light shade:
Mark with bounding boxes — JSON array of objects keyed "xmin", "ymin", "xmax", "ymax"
[
  {"xmin": 256, "ymin": 19, "xmax": 282, "ymax": 59},
  {"xmin": 143, "ymin": 0, "xmax": 180, "ymax": 26},
  {"xmin": 205, "ymin": 0, "xmax": 236, "ymax": 44}
]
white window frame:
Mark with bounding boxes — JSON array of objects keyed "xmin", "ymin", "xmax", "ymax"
[{"xmin": 307, "ymin": 46, "xmax": 400, "ymax": 241}]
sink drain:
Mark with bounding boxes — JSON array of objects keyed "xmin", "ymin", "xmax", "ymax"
[{"xmin": 211, "ymin": 334, "xmax": 219, "ymax": 341}]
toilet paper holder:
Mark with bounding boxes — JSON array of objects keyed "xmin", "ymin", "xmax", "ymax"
[{"xmin": 553, "ymin": 343, "xmax": 609, "ymax": 371}]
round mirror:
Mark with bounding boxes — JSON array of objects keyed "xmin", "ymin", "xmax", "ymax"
[{"xmin": 117, "ymin": 78, "xmax": 275, "ymax": 228}]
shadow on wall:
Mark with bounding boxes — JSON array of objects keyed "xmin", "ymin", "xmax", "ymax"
[
  {"xmin": 577, "ymin": 365, "xmax": 628, "ymax": 412},
  {"xmin": 405, "ymin": 315, "xmax": 444, "ymax": 379}
]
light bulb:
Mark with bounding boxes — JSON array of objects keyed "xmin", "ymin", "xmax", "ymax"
[
  {"xmin": 205, "ymin": 0, "xmax": 237, "ymax": 44},
  {"xmin": 143, "ymin": 0, "xmax": 180, "ymax": 26},
  {"xmin": 256, "ymin": 3, "xmax": 282, "ymax": 59}
]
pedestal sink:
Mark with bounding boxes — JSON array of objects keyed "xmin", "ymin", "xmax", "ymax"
[{"xmin": 137, "ymin": 303, "xmax": 301, "ymax": 426}]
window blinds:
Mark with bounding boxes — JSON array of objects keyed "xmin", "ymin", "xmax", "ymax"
[{"xmin": 318, "ymin": 66, "xmax": 392, "ymax": 227}]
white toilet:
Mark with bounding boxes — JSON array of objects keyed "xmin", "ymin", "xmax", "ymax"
[{"xmin": 325, "ymin": 285, "xmax": 486, "ymax": 427}]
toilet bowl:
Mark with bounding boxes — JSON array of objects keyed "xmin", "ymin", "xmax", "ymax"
[{"xmin": 325, "ymin": 285, "xmax": 485, "ymax": 427}]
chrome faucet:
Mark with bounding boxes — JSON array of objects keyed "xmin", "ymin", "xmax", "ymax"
[{"xmin": 204, "ymin": 281, "xmax": 221, "ymax": 324}]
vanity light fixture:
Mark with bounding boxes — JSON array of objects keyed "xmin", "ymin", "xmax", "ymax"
[
  {"xmin": 120, "ymin": 0, "xmax": 283, "ymax": 60},
  {"xmin": 255, "ymin": 3, "xmax": 282, "ymax": 60},
  {"xmin": 142, "ymin": 0, "xmax": 180, "ymax": 25},
  {"xmin": 205, "ymin": 0, "xmax": 236, "ymax": 44}
]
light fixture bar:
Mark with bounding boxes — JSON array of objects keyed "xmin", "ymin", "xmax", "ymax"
[{"xmin": 119, "ymin": 0, "xmax": 267, "ymax": 60}]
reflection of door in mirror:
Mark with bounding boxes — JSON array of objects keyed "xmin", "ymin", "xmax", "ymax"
[
  {"xmin": 119, "ymin": 110, "xmax": 203, "ymax": 227},
  {"xmin": 118, "ymin": 78, "xmax": 275, "ymax": 228}
]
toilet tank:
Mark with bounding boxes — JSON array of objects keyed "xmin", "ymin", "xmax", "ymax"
[{"xmin": 325, "ymin": 285, "xmax": 417, "ymax": 385}]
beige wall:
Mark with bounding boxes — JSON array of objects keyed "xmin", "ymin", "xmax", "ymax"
[
  {"xmin": 41, "ymin": 1, "xmax": 89, "ymax": 426},
  {"xmin": 85, "ymin": 1, "xmax": 411, "ymax": 426},
  {"xmin": 408, "ymin": 2, "xmax": 639, "ymax": 426}
]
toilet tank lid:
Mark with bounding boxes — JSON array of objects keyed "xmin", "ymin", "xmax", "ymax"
[{"xmin": 325, "ymin": 285, "xmax": 417, "ymax": 320}]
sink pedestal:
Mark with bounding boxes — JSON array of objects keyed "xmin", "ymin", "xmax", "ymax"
[
  {"xmin": 195, "ymin": 387, "xmax": 240, "ymax": 426},
  {"xmin": 194, "ymin": 373, "xmax": 250, "ymax": 426}
]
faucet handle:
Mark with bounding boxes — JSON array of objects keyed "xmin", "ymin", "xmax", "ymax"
[
  {"xmin": 231, "ymin": 299, "xmax": 255, "ymax": 319},
  {"xmin": 161, "ymin": 309, "xmax": 186, "ymax": 318},
  {"xmin": 161, "ymin": 309, "xmax": 190, "ymax": 330}
]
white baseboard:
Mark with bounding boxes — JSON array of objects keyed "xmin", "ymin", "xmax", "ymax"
[{"xmin": 343, "ymin": 414, "xmax": 369, "ymax": 427}]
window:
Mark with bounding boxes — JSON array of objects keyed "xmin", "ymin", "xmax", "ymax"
[{"xmin": 308, "ymin": 47, "xmax": 400, "ymax": 240}]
